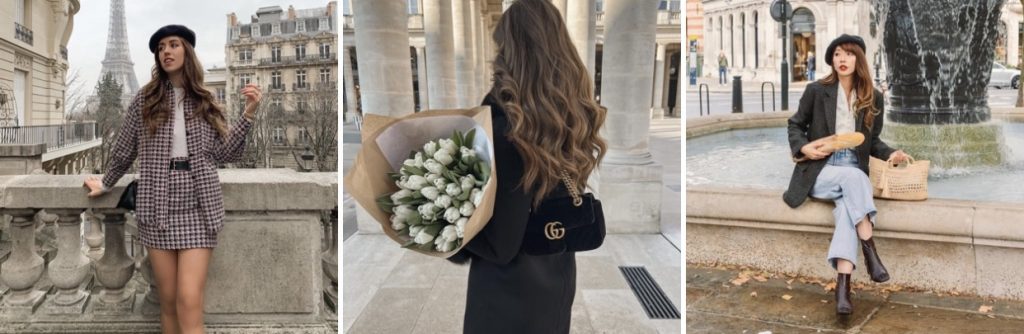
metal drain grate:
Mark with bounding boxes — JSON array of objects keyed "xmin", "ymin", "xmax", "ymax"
[{"xmin": 619, "ymin": 266, "xmax": 680, "ymax": 319}]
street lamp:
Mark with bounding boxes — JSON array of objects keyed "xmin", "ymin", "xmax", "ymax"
[{"xmin": 770, "ymin": 0, "xmax": 793, "ymax": 110}]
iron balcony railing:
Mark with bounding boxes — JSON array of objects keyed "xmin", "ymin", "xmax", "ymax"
[
  {"xmin": 0, "ymin": 122, "xmax": 98, "ymax": 151},
  {"xmin": 258, "ymin": 54, "xmax": 337, "ymax": 67},
  {"xmin": 15, "ymin": 22, "xmax": 33, "ymax": 45}
]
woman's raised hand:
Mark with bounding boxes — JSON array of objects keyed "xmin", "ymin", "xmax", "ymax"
[{"xmin": 241, "ymin": 84, "xmax": 263, "ymax": 119}]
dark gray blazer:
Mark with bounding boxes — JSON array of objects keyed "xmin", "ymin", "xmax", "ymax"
[{"xmin": 783, "ymin": 81, "xmax": 896, "ymax": 208}]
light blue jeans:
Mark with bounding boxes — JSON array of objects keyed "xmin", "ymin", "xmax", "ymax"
[{"xmin": 810, "ymin": 149, "xmax": 877, "ymax": 270}]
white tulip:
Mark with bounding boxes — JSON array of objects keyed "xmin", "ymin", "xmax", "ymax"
[
  {"xmin": 389, "ymin": 189, "xmax": 413, "ymax": 203},
  {"xmin": 395, "ymin": 205, "xmax": 416, "ymax": 220},
  {"xmin": 441, "ymin": 225, "xmax": 458, "ymax": 242},
  {"xmin": 418, "ymin": 203, "xmax": 438, "ymax": 220},
  {"xmin": 460, "ymin": 176, "xmax": 475, "ymax": 192},
  {"xmin": 444, "ymin": 207, "xmax": 461, "ymax": 223},
  {"xmin": 423, "ymin": 141, "xmax": 439, "ymax": 157},
  {"xmin": 420, "ymin": 186, "xmax": 440, "ymax": 200},
  {"xmin": 414, "ymin": 229, "xmax": 435, "ymax": 244},
  {"xmin": 441, "ymin": 240, "xmax": 457, "ymax": 252},
  {"xmin": 403, "ymin": 159, "xmax": 417, "ymax": 167},
  {"xmin": 414, "ymin": 152, "xmax": 425, "ymax": 166},
  {"xmin": 405, "ymin": 175, "xmax": 428, "ymax": 190},
  {"xmin": 425, "ymin": 173, "xmax": 440, "ymax": 184},
  {"xmin": 409, "ymin": 225, "xmax": 424, "ymax": 238},
  {"xmin": 434, "ymin": 194, "xmax": 454, "ymax": 208},
  {"xmin": 439, "ymin": 138, "xmax": 458, "ymax": 154},
  {"xmin": 459, "ymin": 201, "xmax": 475, "ymax": 217},
  {"xmin": 390, "ymin": 216, "xmax": 407, "ymax": 231},
  {"xmin": 445, "ymin": 183, "xmax": 463, "ymax": 197},
  {"xmin": 424, "ymin": 160, "xmax": 446, "ymax": 175},
  {"xmin": 470, "ymin": 188, "xmax": 484, "ymax": 206},
  {"xmin": 433, "ymin": 177, "xmax": 448, "ymax": 190},
  {"xmin": 434, "ymin": 150, "xmax": 454, "ymax": 165}
]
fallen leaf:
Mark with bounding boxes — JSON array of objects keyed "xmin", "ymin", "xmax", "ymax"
[
  {"xmin": 757, "ymin": 331, "xmax": 772, "ymax": 334},
  {"xmin": 824, "ymin": 282, "xmax": 837, "ymax": 292},
  {"xmin": 782, "ymin": 294, "xmax": 793, "ymax": 301},
  {"xmin": 820, "ymin": 299, "xmax": 829, "ymax": 304},
  {"xmin": 787, "ymin": 286, "xmax": 793, "ymax": 290},
  {"xmin": 979, "ymin": 305, "xmax": 993, "ymax": 313},
  {"xmin": 731, "ymin": 277, "xmax": 750, "ymax": 286},
  {"xmin": 753, "ymin": 275, "xmax": 768, "ymax": 282},
  {"xmin": 950, "ymin": 290, "xmax": 961, "ymax": 296},
  {"xmin": 988, "ymin": 314, "xmax": 996, "ymax": 319},
  {"xmin": 786, "ymin": 279, "xmax": 795, "ymax": 285},
  {"xmin": 750, "ymin": 291, "xmax": 758, "ymax": 298}
]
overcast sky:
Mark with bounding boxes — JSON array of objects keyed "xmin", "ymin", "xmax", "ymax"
[{"xmin": 67, "ymin": 0, "xmax": 334, "ymax": 97}]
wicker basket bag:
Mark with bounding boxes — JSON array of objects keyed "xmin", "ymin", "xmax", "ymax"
[{"xmin": 869, "ymin": 156, "xmax": 929, "ymax": 200}]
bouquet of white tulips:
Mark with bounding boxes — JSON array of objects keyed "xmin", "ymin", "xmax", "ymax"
[
  {"xmin": 345, "ymin": 106, "xmax": 497, "ymax": 257},
  {"xmin": 376, "ymin": 129, "xmax": 490, "ymax": 252}
]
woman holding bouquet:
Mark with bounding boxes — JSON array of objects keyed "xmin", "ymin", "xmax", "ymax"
[
  {"xmin": 83, "ymin": 25, "xmax": 260, "ymax": 333},
  {"xmin": 448, "ymin": 0, "xmax": 607, "ymax": 333},
  {"xmin": 784, "ymin": 34, "xmax": 910, "ymax": 316}
]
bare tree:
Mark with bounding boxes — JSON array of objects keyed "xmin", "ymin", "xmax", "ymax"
[
  {"xmin": 290, "ymin": 84, "xmax": 338, "ymax": 172},
  {"xmin": 64, "ymin": 67, "xmax": 89, "ymax": 121},
  {"xmin": 237, "ymin": 93, "xmax": 279, "ymax": 168}
]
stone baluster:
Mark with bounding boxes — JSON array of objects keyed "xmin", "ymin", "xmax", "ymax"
[
  {"xmin": 0, "ymin": 209, "xmax": 46, "ymax": 314},
  {"xmin": 322, "ymin": 207, "xmax": 339, "ymax": 311},
  {"xmin": 90, "ymin": 209, "xmax": 135, "ymax": 314},
  {"xmin": 139, "ymin": 252, "xmax": 160, "ymax": 316},
  {"xmin": 43, "ymin": 209, "xmax": 92, "ymax": 314},
  {"xmin": 84, "ymin": 209, "xmax": 104, "ymax": 260}
]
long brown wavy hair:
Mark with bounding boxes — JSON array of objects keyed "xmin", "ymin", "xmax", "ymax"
[
  {"xmin": 140, "ymin": 36, "xmax": 228, "ymax": 138},
  {"xmin": 820, "ymin": 42, "xmax": 879, "ymax": 130},
  {"xmin": 491, "ymin": 0, "xmax": 607, "ymax": 207}
]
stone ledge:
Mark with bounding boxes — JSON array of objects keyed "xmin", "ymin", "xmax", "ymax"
[
  {"xmin": 686, "ymin": 185, "xmax": 1024, "ymax": 299},
  {"xmin": 685, "ymin": 111, "xmax": 792, "ymax": 139},
  {"xmin": 0, "ymin": 144, "xmax": 47, "ymax": 157},
  {"xmin": 0, "ymin": 169, "xmax": 338, "ymax": 210}
]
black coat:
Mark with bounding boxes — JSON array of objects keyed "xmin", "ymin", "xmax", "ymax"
[
  {"xmin": 453, "ymin": 94, "xmax": 576, "ymax": 334},
  {"xmin": 783, "ymin": 81, "xmax": 896, "ymax": 208}
]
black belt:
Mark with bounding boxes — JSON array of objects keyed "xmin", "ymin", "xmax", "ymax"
[{"xmin": 170, "ymin": 160, "xmax": 191, "ymax": 170}]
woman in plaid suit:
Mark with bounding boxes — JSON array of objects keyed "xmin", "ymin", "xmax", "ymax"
[{"xmin": 83, "ymin": 25, "xmax": 261, "ymax": 333}]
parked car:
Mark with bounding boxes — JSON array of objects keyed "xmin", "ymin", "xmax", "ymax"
[{"xmin": 990, "ymin": 62, "xmax": 1020, "ymax": 89}]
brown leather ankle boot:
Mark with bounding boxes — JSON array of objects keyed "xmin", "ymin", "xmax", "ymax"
[
  {"xmin": 836, "ymin": 273, "xmax": 853, "ymax": 315},
  {"xmin": 861, "ymin": 238, "xmax": 891, "ymax": 283}
]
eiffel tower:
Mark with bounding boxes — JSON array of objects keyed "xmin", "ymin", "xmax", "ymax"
[{"xmin": 98, "ymin": 0, "xmax": 139, "ymax": 100}]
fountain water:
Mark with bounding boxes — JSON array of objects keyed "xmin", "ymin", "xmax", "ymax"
[{"xmin": 878, "ymin": 0, "xmax": 1008, "ymax": 168}]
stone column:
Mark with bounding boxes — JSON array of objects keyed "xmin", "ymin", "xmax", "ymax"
[
  {"xmin": 567, "ymin": 0, "xmax": 597, "ymax": 80},
  {"xmin": 425, "ymin": 0, "xmax": 458, "ymax": 109},
  {"xmin": 416, "ymin": 46, "xmax": 430, "ymax": 111},
  {"xmin": 342, "ymin": 46, "xmax": 359, "ymax": 122},
  {"xmin": 651, "ymin": 43, "xmax": 667, "ymax": 119},
  {"xmin": 91, "ymin": 209, "xmax": 135, "ymax": 314},
  {"xmin": 674, "ymin": 62, "xmax": 683, "ymax": 115},
  {"xmin": 479, "ymin": 14, "xmax": 491, "ymax": 95},
  {"xmin": 597, "ymin": 0, "xmax": 662, "ymax": 233},
  {"xmin": 454, "ymin": 0, "xmax": 475, "ymax": 107},
  {"xmin": 42, "ymin": 209, "xmax": 91, "ymax": 314},
  {"xmin": 0, "ymin": 209, "xmax": 46, "ymax": 314},
  {"xmin": 353, "ymin": 0, "xmax": 415, "ymax": 117},
  {"xmin": 468, "ymin": 0, "xmax": 482, "ymax": 102}
]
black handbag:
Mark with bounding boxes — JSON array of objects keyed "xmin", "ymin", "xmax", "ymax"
[
  {"xmin": 521, "ymin": 170, "xmax": 606, "ymax": 256},
  {"xmin": 117, "ymin": 180, "xmax": 138, "ymax": 210}
]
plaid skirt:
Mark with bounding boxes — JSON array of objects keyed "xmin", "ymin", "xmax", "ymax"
[{"xmin": 138, "ymin": 157, "xmax": 218, "ymax": 250}]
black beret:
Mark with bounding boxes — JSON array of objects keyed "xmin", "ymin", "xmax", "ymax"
[
  {"xmin": 825, "ymin": 34, "xmax": 866, "ymax": 66},
  {"xmin": 149, "ymin": 25, "xmax": 196, "ymax": 53}
]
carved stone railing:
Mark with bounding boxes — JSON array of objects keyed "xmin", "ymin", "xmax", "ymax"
[{"xmin": 0, "ymin": 169, "xmax": 338, "ymax": 333}]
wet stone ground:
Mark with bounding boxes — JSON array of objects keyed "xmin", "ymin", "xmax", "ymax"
[{"xmin": 686, "ymin": 265, "xmax": 1024, "ymax": 333}]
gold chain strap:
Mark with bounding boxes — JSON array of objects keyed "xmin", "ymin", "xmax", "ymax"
[{"xmin": 559, "ymin": 170, "xmax": 584, "ymax": 207}]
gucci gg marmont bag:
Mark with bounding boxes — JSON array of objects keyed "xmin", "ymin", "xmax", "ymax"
[{"xmin": 521, "ymin": 170, "xmax": 606, "ymax": 256}]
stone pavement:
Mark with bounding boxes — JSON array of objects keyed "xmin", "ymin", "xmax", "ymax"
[{"xmin": 687, "ymin": 265, "xmax": 1024, "ymax": 333}]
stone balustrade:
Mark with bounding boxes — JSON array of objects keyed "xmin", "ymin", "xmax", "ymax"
[{"xmin": 0, "ymin": 169, "xmax": 338, "ymax": 333}]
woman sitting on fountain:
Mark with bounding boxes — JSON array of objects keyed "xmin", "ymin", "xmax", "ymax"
[{"xmin": 783, "ymin": 34, "xmax": 911, "ymax": 316}]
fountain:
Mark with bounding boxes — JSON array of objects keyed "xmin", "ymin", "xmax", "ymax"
[{"xmin": 878, "ymin": 0, "xmax": 1008, "ymax": 168}]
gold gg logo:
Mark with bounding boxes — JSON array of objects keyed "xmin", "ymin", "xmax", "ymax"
[{"xmin": 544, "ymin": 222, "xmax": 566, "ymax": 240}]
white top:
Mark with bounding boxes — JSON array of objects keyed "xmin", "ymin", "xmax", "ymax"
[
  {"xmin": 171, "ymin": 87, "xmax": 188, "ymax": 158},
  {"xmin": 835, "ymin": 86, "xmax": 857, "ymax": 135}
]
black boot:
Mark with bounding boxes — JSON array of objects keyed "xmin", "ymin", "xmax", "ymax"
[
  {"xmin": 861, "ymin": 238, "xmax": 891, "ymax": 283},
  {"xmin": 836, "ymin": 273, "xmax": 853, "ymax": 315}
]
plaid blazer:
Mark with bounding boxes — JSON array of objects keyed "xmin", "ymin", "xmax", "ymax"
[{"xmin": 102, "ymin": 81, "xmax": 253, "ymax": 234}]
